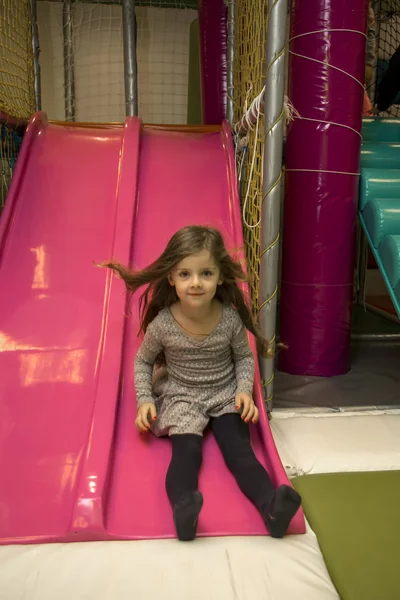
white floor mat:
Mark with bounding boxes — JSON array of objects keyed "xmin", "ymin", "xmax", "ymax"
[
  {"xmin": 271, "ymin": 410, "xmax": 400, "ymax": 476},
  {"xmin": 9, "ymin": 409, "xmax": 399, "ymax": 600},
  {"xmin": 0, "ymin": 526, "xmax": 338, "ymax": 600}
]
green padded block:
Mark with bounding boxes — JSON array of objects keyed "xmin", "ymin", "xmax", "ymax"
[
  {"xmin": 292, "ymin": 472, "xmax": 400, "ymax": 600},
  {"xmin": 363, "ymin": 118, "xmax": 400, "ymax": 143},
  {"xmin": 359, "ymin": 168, "xmax": 400, "ymax": 210},
  {"xmin": 363, "ymin": 198, "xmax": 400, "ymax": 247},
  {"xmin": 380, "ymin": 235, "xmax": 400, "ymax": 288},
  {"xmin": 361, "ymin": 142, "xmax": 400, "ymax": 170}
]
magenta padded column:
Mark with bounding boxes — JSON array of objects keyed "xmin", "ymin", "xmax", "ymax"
[
  {"xmin": 278, "ymin": 0, "xmax": 368, "ymax": 376},
  {"xmin": 198, "ymin": 0, "xmax": 227, "ymax": 124}
]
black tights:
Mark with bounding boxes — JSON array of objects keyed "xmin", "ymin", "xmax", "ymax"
[{"xmin": 165, "ymin": 413, "xmax": 275, "ymax": 512}]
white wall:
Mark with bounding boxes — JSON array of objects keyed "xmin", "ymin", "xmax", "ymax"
[{"xmin": 37, "ymin": 2, "xmax": 197, "ymax": 123}]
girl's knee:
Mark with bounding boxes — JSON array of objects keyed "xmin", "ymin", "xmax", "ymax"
[{"xmin": 171, "ymin": 434, "xmax": 203, "ymax": 462}]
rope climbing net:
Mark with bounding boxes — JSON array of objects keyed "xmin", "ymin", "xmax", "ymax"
[
  {"xmin": 0, "ymin": 0, "xmax": 35, "ymax": 207},
  {"xmin": 233, "ymin": 0, "xmax": 268, "ymax": 313}
]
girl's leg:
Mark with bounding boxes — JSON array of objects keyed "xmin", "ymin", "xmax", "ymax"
[
  {"xmin": 166, "ymin": 434, "xmax": 203, "ymax": 541},
  {"xmin": 211, "ymin": 413, "xmax": 301, "ymax": 537}
]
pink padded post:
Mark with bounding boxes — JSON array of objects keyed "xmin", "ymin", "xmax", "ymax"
[{"xmin": 279, "ymin": 0, "xmax": 368, "ymax": 376}]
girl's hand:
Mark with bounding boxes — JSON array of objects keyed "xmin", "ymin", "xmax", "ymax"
[
  {"xmin": 235, "ymin": 392, "xmax": 259, "ymax": 424},
  {"xmin": 135, "ymin": 402, "xmax": 157, "ymax": 432}
]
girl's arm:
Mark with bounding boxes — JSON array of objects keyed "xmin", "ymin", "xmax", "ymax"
[
  {"xmin": 134, "ymin": 320, "xmax": 163, "ymax": 407},
  {"xmin": 231, "ymin": 320, "xmax": 255, "ymax": 396}
]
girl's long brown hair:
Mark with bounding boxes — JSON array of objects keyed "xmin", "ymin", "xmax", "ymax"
[{"xmin": 101, "ymin": 225, "xmax": 273, "ymax": 358}]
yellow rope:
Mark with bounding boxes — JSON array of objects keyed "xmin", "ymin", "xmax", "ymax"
[
  {"xmin": 260, "ymin": 233, "xmax": 280, "ymax": 258},
  {"xmin": 263, "ymin": 372, "xmax": 275, "ymax": 404},
  {"xmin": 263, "ymin": 373, "xmax": 274, "ymax": 388},
  {"xmin": 263, "ymin": 105, "xmax": 285, "ymax": 140},
  {"xmin": 258, "ymin": 284, "xmax": 278, "ymax": 311}
]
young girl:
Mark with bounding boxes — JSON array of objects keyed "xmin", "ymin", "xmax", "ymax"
[{"xmin": 103, "ymin": 225, "xmax": 301, "ymax": 541}]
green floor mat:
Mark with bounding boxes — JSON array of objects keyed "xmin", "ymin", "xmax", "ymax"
[{"xmin": 292, "ymin": 471, "xmax": 400, "ymax": 600}]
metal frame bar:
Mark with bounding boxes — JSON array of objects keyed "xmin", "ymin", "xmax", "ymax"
[
  {"xmin": 359, "ymin": 212, "xmax": 400, "ymax": 318},
  {"xmin": 63, "ymin": 0, "xmax": 76, "ymax": 121},
  {"xmin": 363, "ymin": 302, "xmax": 400, "ymax": 325},
  {"xmin": 122, "ymin": 0, "xmax": 138, "ymax": 117},
  {"xmin": 352, "ymin": 333, "xmax": 400, "ymax": 341},
  {"xmin": 356, "ymin": 219, "xmax": 368, "ymax": 305},
  {"xmin": 226, "ymin": 0, "xmax": 235, "ymax": 124},
  {"xmin": 258, "ymin": 0, "xmax": 288, "ymax": 412},
  {"xmin": 275, "ymin": 328, "xmax": 400, "ymax": 344},
  {"xmin": 30, "ymin": 0, "xmax": 41, "ymax": 111},
  {"xmin": 273, "ymin": 405, "xmax": 400, "ymax": 415}
]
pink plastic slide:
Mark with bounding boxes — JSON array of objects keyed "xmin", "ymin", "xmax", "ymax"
[{"xmin": 0, "ymin": 113, "xmax": 305, "ymax": 544}]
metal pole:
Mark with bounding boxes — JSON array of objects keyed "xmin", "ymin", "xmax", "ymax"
[
  {"xmin": 30, "ymin": 0, "xmax": 41, "ymax": 111},
  {"xmin": 226, "ymin": 0, "xmax": 235, "ymax": 124},
  {"xmin": 63, "ymin": 0, "xmax": 75, "ymax": 121},
  {"xmin": 258, "ymin": 0, "xmax": 288, "ymax": 412},
  {"xmin": 357, "ymin": 226, "xmax": 368, "ymax": 305},
  {"xmin": 122, "ymin": 0, "xmax": 138, "ymax": 117}
]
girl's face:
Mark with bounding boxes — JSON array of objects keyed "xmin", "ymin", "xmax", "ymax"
[{"xmin": 168, "ymin": 249, "xmax": 223, "ymax": 308}]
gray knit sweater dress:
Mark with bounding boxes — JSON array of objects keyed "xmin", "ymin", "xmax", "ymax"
[{"xmin": 134, "ymin": 304, "xmax": 255, "ymax": 436}]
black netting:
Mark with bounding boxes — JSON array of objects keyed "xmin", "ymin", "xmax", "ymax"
[
  {"xmin": 0, "ymin": 123, "xmax": 22, "ymax": 211},
  {"xmin": 369, "ymin": 1, "xmax": 400, "ymax": 116}
]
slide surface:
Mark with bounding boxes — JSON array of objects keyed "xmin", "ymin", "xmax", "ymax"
[
  {"xmin": 0, "ymin": 114, "xmax": 305, "ymax": 544},
  {"xmin": 360, "ymin": 118, "xmax": 400, "ymax": 317}
]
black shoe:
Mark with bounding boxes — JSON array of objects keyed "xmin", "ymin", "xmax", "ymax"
[
  {"xmin": 173, "ymin": 491, "xmax": 204, "ymax": 542},
  {"xmin": 265, "ymin": 485, "xmax": 301, "ymax": 538}
]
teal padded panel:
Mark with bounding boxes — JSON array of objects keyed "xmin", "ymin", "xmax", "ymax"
[
  {"xmin": 360, "ymin": 142, "xmax": 400, "ymax": 170},
  {"xmin": 380, "ymin": 235, "xmax": 400, "ymax": 288},
  {"xmin": 363, "ymin": 118, "xmax": 400, "ymax": 143},
  {"xmin": 359, "ymin": 168, "xmax": 400, "ymax": 210},
  {"xmin": 363, "ymin": 198, "xmax": 400, "ymax": 247}
]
